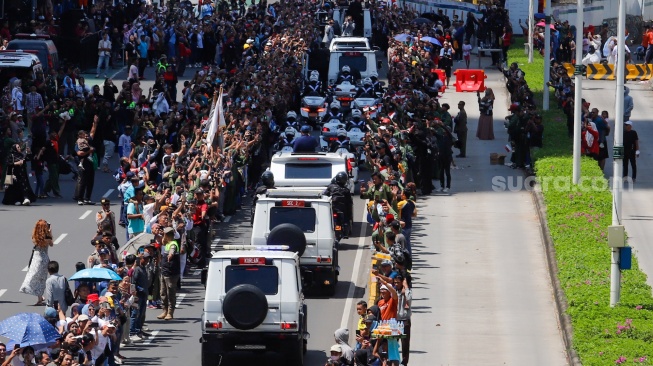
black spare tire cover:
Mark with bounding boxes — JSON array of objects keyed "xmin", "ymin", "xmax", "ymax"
[
  {"xmin": 267, "ymin": 223, "xmax": 307, "ymax": 257},
  {"xmin": 223, "ymin": 284, "xmax": 268, "ymax": 330}
]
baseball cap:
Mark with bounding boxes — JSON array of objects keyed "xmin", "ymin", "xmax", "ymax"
[
  {"xmin": 44, "ymin": 307, "xmax": 57, "ymax": 318},
  {"xmin": 98, "ymin": 248, "xmax": 110, "ymax": 255},
  {"xmin": 330, "ymin": 345, "xmax": 342, "ymax": 353},
  {"xmin": 381, "ymin": 259, "xmax": 393, "ymax": 266},
  {"xmin": 385, "ymin": 214, "xmax": 395, "ymax": 222},
  {"xmin": 78, "ymin": 314, "xmax": 89, "ymax": 321},
  {"xmin": 101, "ymin": 231, "xmax": 112, "ymax": 237},
  {"xmin": 390, "ymin": 220, "xmax": 401, "ymax": 229},
  {"xmin": 87, "ymin": 294, "xmax": 100, "ymax": 303},
  {"xmin": 100, "ymin": 198, "xmax": 110, "ymax": 205},
  {"xmin": 163, "ymin": 227, "xmax": 175, "ymax": 235},
  {"xmin": 625, "ymin": 121, "xmax": 633, "ymax": 126},
  {"xmin": 300, "ymin": 125, "xmax": 311, "ymax": 133},
  {"xmin": 380, "ymin": 285, "xmax": 390, "ymax": 292}
]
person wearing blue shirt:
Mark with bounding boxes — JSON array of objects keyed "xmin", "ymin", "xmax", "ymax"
[
  {"xmin": 136, "ymin": 35, "xmax": 149, "ymax": 79},
  {"xmin": 292, "ymin": 125, "xmax": 319, "ymax": 152},
  {"xmin": 126, "ymin": 189, "xmax": 145, "ymax": 239}
]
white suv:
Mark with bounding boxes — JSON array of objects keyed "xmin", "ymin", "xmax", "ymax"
[
  {"xmin": 200, "ymin": 247, "xmax": 309, "ymax": 365},
  {"xmin": 251, "ymin": 189, "xmax": 340, "ymax": 295},
  {"xmin": 270, "ymin": 151, "xmax": 357, "ymax": 193}
]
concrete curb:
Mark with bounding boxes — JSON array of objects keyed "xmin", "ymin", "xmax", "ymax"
[{"xmin": 531, "ymin": 182, "xmax": 583, "ymax": 366}]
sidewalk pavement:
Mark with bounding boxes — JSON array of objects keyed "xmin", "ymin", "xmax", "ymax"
[{"xmin": 407, "ymin": 70, "xmax": 568, "ymax": 365}]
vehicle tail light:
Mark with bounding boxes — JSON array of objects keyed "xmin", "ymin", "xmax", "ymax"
[
  {"xmin": 346, "ymin": 159, "xmax": 353, "ymax": 173},
  {"xmin": 317, "ymin": 108, "xmax": 326, "ymax": 112},
  {"xmin": 206, "ymin": 321, "xmax": 222, "ymax": 329},
  {"xmin": 348, "ymin": 157, "xmax": 357, "ymax": 167},
  {"xmin": 317, "ymin": 256, "xmax": 332, "ymax": 263},
  {"xmin": 301, "ymin": 107, "xmax": 310, "ymax": 112},
  {"xmin": 297, "ymin": 157, "xmax": 319, "ymax": 161},
  {"xmin": 281, "ymin": 322, "xmax": 298, "ymax": 330},
  {"xmin": 322, "ymin": 127, "xmax": 329, "ymax": 132}
]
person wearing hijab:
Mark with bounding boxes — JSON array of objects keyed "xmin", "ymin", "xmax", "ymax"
[
  {"xmin": 3, "ymin": 144, "xmax": 36, "ymax": 205},
  {"xmin": 334, "ymin": 328, "xmax": 354, "ymax": 364}
]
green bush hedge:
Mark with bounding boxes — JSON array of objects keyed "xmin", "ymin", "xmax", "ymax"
[{"xmin": 508, "ymin": 43, "xmax": 653, "ymax": 365}]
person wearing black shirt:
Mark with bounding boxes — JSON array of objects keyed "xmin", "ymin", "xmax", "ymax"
[{"xmin": 623, "ymin": 121, "xmax": 640, "ymax": 182}]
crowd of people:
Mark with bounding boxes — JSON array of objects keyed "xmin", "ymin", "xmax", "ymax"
[{"xmin": 0, "ymin": 0, "xmax": 536, "ymax": 365}]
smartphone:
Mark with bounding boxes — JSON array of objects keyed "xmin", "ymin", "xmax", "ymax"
[
  {"xmin": 104, "ymin": 259, "xmax": 109, "ymax": 265},
  {"xmin": 130, "ymin": 284, "xmax": 136, "ymax": 293},
  {"xmin": 14, "ymin": 344, "xmax": 20, "ymax": 351},
  {"xmin": 355, "ymin": 330, "xmax": 361, "ymax": 336},
  {"xmin": 53, "ymin": 300, "xmax": 59, "ymax": 310}
]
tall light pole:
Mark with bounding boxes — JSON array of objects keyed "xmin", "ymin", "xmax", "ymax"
[
  {"xmin": 572, "ymin": 0, "xmax": 582, "ymax": 184},
  {"xmin": 543, "ymin": 0, "xmax": 551, "ymax": 110},
  {"xmin": 528, "ymin": 0, "xmax": 534, "ymax": 63},
  {"xmin": 610, "ymin": 0, "xmax": 626, "ymax": 308}
]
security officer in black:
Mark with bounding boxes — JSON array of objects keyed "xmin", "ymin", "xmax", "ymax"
[
  {"xmin": 251, "ymin": 171, "xmax": 276, "ymax": 224},
  {"xmin": 323, "ymin": 171, "xmax": 354, "ymax": 237}
]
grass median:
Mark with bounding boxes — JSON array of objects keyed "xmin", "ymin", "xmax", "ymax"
[{"xmin": 508, "ymin": 43, "xmax": 653, "ymax": 365}]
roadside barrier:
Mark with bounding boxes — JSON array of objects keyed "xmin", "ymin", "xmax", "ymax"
[
  {"xmin": 586, "ymin": 64, "xmax": 615, "ymax": 80},
  {"xmin": 453, "ymin": 69, "xmax": 487, "ymax": 92}
]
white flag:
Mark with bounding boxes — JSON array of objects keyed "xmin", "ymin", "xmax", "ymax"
[{"xmin": 206, "ymin": 91, "xmax": 225, "ymax": 148}]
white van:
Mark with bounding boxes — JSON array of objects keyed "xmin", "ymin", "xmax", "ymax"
[
  {"xmin": 327, "ymin": 49, "xmax": 379, "ymax": 85},
  {"xmin": 0, "ymin": 51, "xmax": 45, "ymax": 88},
  {"xmin": 269, "ymin": 151, "xmax": 356, "ymax": 193},
  {"xmin": 329, "ymin": 37, "xmax": 371, "ymax": 52}
]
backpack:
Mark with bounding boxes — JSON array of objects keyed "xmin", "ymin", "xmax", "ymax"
[{"xmin": 390, "ymin": 243, "xmax": 412, "ymax": 270}]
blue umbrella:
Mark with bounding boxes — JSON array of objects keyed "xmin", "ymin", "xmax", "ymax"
[
  {"xmin": 0, "ymin": 313, "xmax": 60, "ymax": 347},
  {"xmin": 69, "ymin": 268, "xmax": 122, "ymax": 282}
]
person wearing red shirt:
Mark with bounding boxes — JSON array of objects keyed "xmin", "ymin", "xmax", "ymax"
[
  {"xmin": 376, "ymin": 276, "xmax": 398, "ymax": 320},
  {"xmin": 582, "ymin": 119, "xmax": 600, "ymax": 160},
  {"xmin": 191, "ymin": 189, "xmax": 209, "ymax": 267},
  {"xmin": 501, "ymin": 27, "xmax": 512, "ymax": 63}
]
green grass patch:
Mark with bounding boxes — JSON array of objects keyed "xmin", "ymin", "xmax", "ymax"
[{"xmin": 509, "ymin": 42, "xmax": 653, "ymax": 365}]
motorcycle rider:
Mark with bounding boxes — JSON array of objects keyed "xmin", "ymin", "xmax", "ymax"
[
  {"xmin": 323, "ymin": 101, "xmax": 344, "ymax": 123},
  {"xmin": 348, "ymin": 109, "xmax": 367, "ymax": 132},
  {"xmin": 274, "ymin": 127, "xmax": 296, "ymax": 151},
  {"xmin": 335, "ymin": 65, "xmax": 360, "ymax": 84},
  {"xmin": 323, "ymin": 171, "xmax": 354, "ymax": 238},
  {"xmin": 369, "ymin": 71, "xmax": 382, "ymax": 93},
  {"xmin": 284, "ymin": 111, "xmax": 301, "ymax": 130},
  {"xmin": 303, "ymin": 71, "xmax": 323, "ymax": 96},
  {"xmin": 329, "ymin": 128, "xmax": 352, "ymax": 152},
  {"xmin": 355, "ymin": 77, "xmax": 375, "ymax": 98},
  {"xmin": 251, "ymin": 171, "xmax": 276, "ymax": 224}
]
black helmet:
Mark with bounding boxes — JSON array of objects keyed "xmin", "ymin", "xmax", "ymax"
[
  {"xmin": 261, "ymin": 171, "xmax": 275, "ymax": 188},
  {"xmin": 334, "ymin": 171, "xmax": 348, "ymax": 187}
]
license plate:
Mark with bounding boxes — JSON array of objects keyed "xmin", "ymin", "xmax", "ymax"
[{"xmin": 309, "ymin": 112, "xmax": 318, "ymax": 117}]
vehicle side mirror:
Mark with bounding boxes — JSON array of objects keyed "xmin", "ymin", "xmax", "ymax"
[
  {"xmin": 377, "ymin": 60, "xmax": 383, "ymax": 70},
  {"xmin": 200, "ymin": 268, "xmax": 208, "ymax": 287}
]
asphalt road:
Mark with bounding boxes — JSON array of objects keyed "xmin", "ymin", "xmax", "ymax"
[{"xmin": 0, "ymin": 54, "xmax": 571, "ymax": 366}]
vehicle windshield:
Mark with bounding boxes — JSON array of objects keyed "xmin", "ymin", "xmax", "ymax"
[
  {"xmin": 339, "ymin": 56, "xmax": 367, "ymax": 72},
  {"xmin": 225, "ymin": 265, "xmax": 279, "ymax": 295},
  {"xmin": 284, "ymin": 163, "xmax": 332, "ymax": 179},
  {"xmin": 270, "ymin": 207, "xmax": 316, "ymax": 233}
]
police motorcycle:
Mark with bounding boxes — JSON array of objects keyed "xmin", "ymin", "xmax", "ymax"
[
  {"xmin": 321, "ymin": 101, "xmax": 347, "ymax": 138},
  {"xmin": 321, "ymin": 129, "xmax": 359, "ymax": 192},
  {"xmin": 332, "ymin": 66, "xmax": 359, "ymax": 110},
  {"xmin": 300, "ymin": 71, "xmax": 329, "ymax": 126},
  {"xmin": 275, "ymin": 111, "xmax": 302, "ymax": 152},
  {"xmin": 352, "ymin": 77, "xmax": 383, "ymax": 119},
  {"xmin": 344, "ymin": 109, "xmax": 367, "ymax": 162}
]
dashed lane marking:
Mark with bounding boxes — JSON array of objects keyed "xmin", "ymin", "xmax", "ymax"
[
  {"xmin": 22, "ymin": 266, "xmax": 28, "ymax": 272},
  {"xmin": 54, "ymin": 233, "xmax": 67, "ymax": 245},
  {"xmin": 175, "ymin": 293, "xmax": 186, "ymax": 309},
  {"xmin": 224, "ymin": 216, "xmax": 232, "ymax": 223},
  {"xmin": 0, "ymin": 289, "xmax": 6, "ymax": 298},
  {"xmin": 142, "ymin": 330, "xmax": 160, "ymax": 345},
  {"xmin": 79, "ymin": 210, "xmax": 92, "ymax": 220},
  {"xmin": 103, "ymin": 189, "xmax": 115, "ymax": 198}
]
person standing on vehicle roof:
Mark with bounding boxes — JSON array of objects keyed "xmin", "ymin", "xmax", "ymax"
[{"xmin": 293, "ymin": 125, "xmax": 319, "ymax": 152}]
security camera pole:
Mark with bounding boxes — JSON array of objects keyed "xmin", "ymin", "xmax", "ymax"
[
  {"xmin": 610, "ymin": 0, "xmax": 626, "ymax": 307},
  {"xmin": 572, "ymin": 0, "xmax": 582, "ymax": 184}
]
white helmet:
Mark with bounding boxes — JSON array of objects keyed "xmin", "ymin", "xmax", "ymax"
[
  {"xmin": 363, "ymin": 77, "xmax": 372, "ymax": 86},
  {"xmin": 336, "ymin": 128, "xmax": 347, "ymax": 137},
  {"xmin": 310, "ymin": 70, "xmax": 319, "ymax": 78},
  {"xmin": 287, "ymin": 111, "xmax": 297, "ymax": 120},
  {"xmin": 351, "ymin": 109, "xmax": 362, "ymax": 118},
  {"xmin": 342, "ymin": 65, "xmax": 351, "ymax": 73},
  {"xmin": 284, "ymin": 127, "xmax": 296, "ymax": 136},
  {"xmin": 370, "ymin": 71, "xmax": 378, "ymax": 79},
  {"xmin": 310, "ymin": 74, "xmax": 319, "ymax": 82},
  {"xmin": 330, "ymin": 101, "xmax": 341, "ymax": 109}
]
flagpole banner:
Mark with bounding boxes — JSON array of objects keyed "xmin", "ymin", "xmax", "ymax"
[{"xmin": 206, "ymin": 88, "xmax": 224, "ymax": 148}]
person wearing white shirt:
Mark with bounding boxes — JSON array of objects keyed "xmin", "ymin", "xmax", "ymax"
[
  {"xmin": 90, "ymin": 324, "xmax": 116, "ymax": 364},
  {"xmin": 11, "ymin": 80, "xmax": 24, "ymax": 113},
  {"xmin": 96, "ymin": 32, "xmax": 112, "ymax": 78},
  {"xmin": 582, "ymin": 46, "xmax": 601, "ymax": 66}
]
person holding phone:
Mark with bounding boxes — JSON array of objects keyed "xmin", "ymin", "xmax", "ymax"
[{"xmin": 2, "ymin": 345, "xmax": 36, "ymax": 366}]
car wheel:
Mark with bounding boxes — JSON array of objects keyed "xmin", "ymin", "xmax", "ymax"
[
  {"xmin": 267, "ymin": 223, "xmax": 307, "ymax": 257},
  {"xmin": 222, "ymin": 284, "xmax": 268, "ymax": 330}
]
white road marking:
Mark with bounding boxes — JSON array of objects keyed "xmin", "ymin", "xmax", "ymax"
[
  {"xmin": 341, "ymin": 209, "xmax": 368, "ymax": 330},
  {"xmin": 54, "ymin": 233, "xmax": 67, "ymax": 245},
  {"xmin": 224, "ymin": 216, "xmax": 232, "ymax": 223},
  {"xmin": 142, "ymin": 330, "xmax": 159, "ymax": 345},
  {"xmin": 175, "ymin": 293, "xmax": 186, "ymax": 308},
  {"xmin": 79, "ymin": 210, "xmax": 92, "ymax": 220},
  {"xmin": 193, "ymin": 269, "xmax": 202, "ymax": 276},
  {"xmin": 103, "ymin": 189, "xmax": 115, "ymax": 198},
  {"xmin": 109, "ymin": 66, "xmax": 127, "ymax": 81},
  {"xmin": 211, "ymin": 238, "xmax": 221, "ymax": 249},
  {"xmin": 22, "ymin": 266, "xmax": 28, "ymax": 272},
  {"xmin": 0, "ymin": 289, "xmax": 7, "ymax": 298}
]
